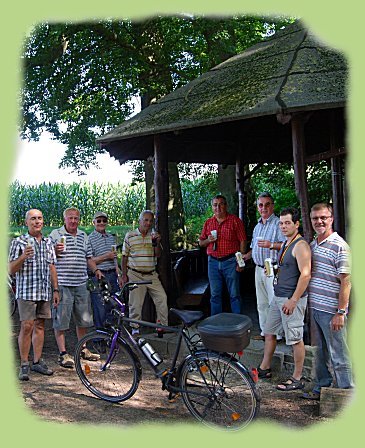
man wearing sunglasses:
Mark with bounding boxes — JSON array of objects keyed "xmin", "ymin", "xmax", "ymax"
[
  {"xmin": 302, "ymin": 203, "xmax": 353, "ymax": 400},
  {"xmin": 243, "ymin": 192, "xmax": 285, "ymax": 340},
  {"xmin": 88, "ymin": 211, "xmax": 121, "ymax": 329}
]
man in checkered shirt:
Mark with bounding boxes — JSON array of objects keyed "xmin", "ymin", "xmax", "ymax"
[
  {"xmin": 199, "ymin": 195, "xmax": 247, "ymax": 315},
  {"xmin": 9, "ymin": 209, "xmax": 60, "ymax": 381}
]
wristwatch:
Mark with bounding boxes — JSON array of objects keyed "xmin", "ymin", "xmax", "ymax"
[{"xmin": 337, "ymin": 308, "xmax": 346, "ymax": 315}]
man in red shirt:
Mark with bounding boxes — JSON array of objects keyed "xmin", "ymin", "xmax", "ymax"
[{"xmin": 199, "ymin": 195, "xmax": 247, "ymax": 315}]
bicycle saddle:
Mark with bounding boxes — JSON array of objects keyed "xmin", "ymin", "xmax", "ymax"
[{"xmin": 169, "ymin": 308, "xmax": 204, "ymax": 327}]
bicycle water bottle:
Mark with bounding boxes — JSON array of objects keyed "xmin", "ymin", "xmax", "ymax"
[{"xmin": 137, "ymin": 338, "xmax": 163, "ymax": 367}]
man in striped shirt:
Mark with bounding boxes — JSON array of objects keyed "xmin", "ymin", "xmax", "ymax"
[
  {"xmin": 49, "ymin": 207, "xmax": 102, "ymax": 368},
  {"xmin": 121, "ymin": 210, "xmax": 168, "ymax": 335},
  {"xmin": 302, "ymin": 203, "xmax": 353, "ymax": 400},
  {"xmin": 88, "ymin": 211, "xmax": 121, "ymax": 328},
  {"xmin": 9, "ymin": 209, "xmax": 60, "ymax": 380},
  {"xmin": 199, "ymin": 195, "xmax": 247, "ymax": 315}
]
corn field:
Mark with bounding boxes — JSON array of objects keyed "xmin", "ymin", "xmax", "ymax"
[{"xmin": 9, "ymin": 181, "xmax": 146, "ymax": 226}]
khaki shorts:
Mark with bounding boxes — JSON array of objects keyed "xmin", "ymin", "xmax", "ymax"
[
  {"xmin": 264, "ymin": 295, "xmax": 307, "ymax": 345},
  {"xmin": 52, "ymin": 284, "xmax": 93, "ymax": 331},
  {"xmin": 17, "ymin": 299, "xmax": 51, "ymax": 321}
]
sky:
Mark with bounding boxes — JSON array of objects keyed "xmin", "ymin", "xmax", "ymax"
[{"xmin": 12, "ymin": 133, "xmax": 133, "ymax": 186}]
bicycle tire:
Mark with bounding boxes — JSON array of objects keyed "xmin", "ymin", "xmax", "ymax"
[
  {"xmin": 179, "ymin": 351, "xmax": 259, "ymax": 430},
  {"xmin": 74, "ymin": 330, "xmax": 141, "ymax": 403}
]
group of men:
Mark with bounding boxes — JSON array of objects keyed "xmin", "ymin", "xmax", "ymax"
[
  {"xmin": 199, "ymin": 193, "xmax": 353, "ymax": 399},
  {"xmin": 9, "ymin": 207, "xmax": 167, "ymax": 380},
  {"xmin": 10, "ymin": 193, "xmax": 353, "ymax": 401}
]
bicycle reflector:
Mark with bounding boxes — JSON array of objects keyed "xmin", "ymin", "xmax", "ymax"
[
  {"xmin": 200, "ymin": 365, "xmax": 209, "ymax": 373},
  {"xmin": 251, "ymin": 367, "xmax": 259, "ymax": 383},
  {"xmin": 231, "ymin": 412, "xmax": 241, "ymax": 421},
  {"xmin": 84, "ymin": 365, "xmax": 91, "ymax": 375}
]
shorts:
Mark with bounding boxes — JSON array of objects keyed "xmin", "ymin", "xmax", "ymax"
[
  {"xmin": 264, "ymin": 295, "xmax": 307, "ymax": 345},
  {"xmin": 52, "ymin": 284, "xmax": 93, "ymax": 331},
  {"xmin": 17, "ymin": 299, "xmax": 51, "ymax": 321}
]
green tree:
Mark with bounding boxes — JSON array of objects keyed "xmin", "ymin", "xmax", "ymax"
[{"xmin": 20, "ymin": 15, "xmax": 295, "ymax": 249}]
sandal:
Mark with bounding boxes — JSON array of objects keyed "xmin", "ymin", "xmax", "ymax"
[
  {"xmin": 276, "ymin": 376, "xmax": 304, "ymax": 391},
  {"xmin": 257, "ymin": 366, "xmax": 272, "ymax": 379}
]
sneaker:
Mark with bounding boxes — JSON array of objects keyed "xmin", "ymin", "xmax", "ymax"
[
  {"xmin": 31, "ymin": 358, "xmax": 53, "ymax": 376},
  {"xmin": 58, "ymin": 353, "xmax": 75, "ymax": 368},
  {"xmin": 81, "ymin": 348, "xmax": 101, "ymax": 361},
  {"xmin": 19, "ymin": 362, "xmax": 30, "ymax": 381},
  {"xmin": 301, "ymin": 390, "xmax": 320, "ymax": 401}
]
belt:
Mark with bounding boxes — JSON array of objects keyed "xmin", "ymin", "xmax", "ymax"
[
  {"xmin": 128, "ymin": 267, "xmax": 155, "ymax": 276},
  {"xmin": 256, "ymin": 264, "xmax": 265, "ymax": 268},
  {"xmin": 210, "ymin": 253, "xmax": 235, "ymax": 262},
  {"xmin": 100, "ymin": 268, "xmax": 116, "ymax": 273}
]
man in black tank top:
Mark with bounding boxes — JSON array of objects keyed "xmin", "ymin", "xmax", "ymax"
[{"xmin": 257, "ymin": 208, "xmax": 312, "ymax": 391}]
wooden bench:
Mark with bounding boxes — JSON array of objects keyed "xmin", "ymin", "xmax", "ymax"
[{"xmin": 173, "ymin": 252, "xmax": 210, "ymax": 316}]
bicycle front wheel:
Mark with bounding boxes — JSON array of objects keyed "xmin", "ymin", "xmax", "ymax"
[
  {"xmin": 180, "ymin": 351, "xmax": 259, "ymax": 430},
  {"xmin": 74, "ymin": 331, "xmax": 140, "ymax": 403},
  {"xmin": 9, "ymin": 286, "xmax": 17, "ymax": 316}
]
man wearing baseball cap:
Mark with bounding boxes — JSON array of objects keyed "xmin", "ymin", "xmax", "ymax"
[{"xmin": 88, "ymin": 211, "xmax": 122, "ymax": 328}]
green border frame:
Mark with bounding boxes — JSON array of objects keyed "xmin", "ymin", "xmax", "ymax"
[{"xmin": 1, "ymin": 1, "xmax": 362, "ymax": 447}]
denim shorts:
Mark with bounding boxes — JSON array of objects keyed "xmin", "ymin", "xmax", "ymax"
[
  {"xmin": 264, "ymin": 295, "xmax": 307, "ymax": 345},
  {"xmin": 18, "ymin": 299, "xmax": 51, "ymax": 321},
  {"xmin": 52, "ymin": 284, "xmax": 93, "ymax": 331}
]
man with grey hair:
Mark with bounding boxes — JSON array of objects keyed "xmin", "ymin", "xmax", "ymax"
[
  {"xmin": 9, "ymin": 209, "xmax": 59, "ymax": 380},
  {"xmin": 49, "ymin": 207, "xmax": 102, "ymax": 368},
  {"xmin": 121, "ymin": 210, "xmax": 168, "ymax": 336},
  {"xmin": 243, "ymin": 192, "xmax": 285, "ymax": 340}
]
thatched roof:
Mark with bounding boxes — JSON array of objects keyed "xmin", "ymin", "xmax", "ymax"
[{"xmin": 97, "ymin": 20, "xmax": 347, "ymax": 164}]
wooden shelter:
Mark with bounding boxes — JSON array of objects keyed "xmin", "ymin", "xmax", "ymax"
[{"xmin": 97, "ymin": 20, "xmax": 348, "ymax": 297}]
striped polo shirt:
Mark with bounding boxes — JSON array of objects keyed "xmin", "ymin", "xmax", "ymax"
[
  {"xmin": 122, "ymin": 229, "xmax": 156, "ymax": 272},
  {"xmin": 88, "ymin": 230, "xmax": 117, "ymax": 270},
  {"xmin": 49, "ymin": 226, "xmax": 92, "ymax": 286},
  {"xmin": 8, "ymin": 233, "xmax": 56, "ymax": 301},
  {"xmin": 308, "ymin": 232, "xmax": 351, "ymax": 314},
  {"xmin": 250, "ymin": 213, "xmax": 285, "ymax": 266}
]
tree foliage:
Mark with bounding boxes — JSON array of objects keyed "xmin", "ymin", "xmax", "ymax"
[{"xmin": 20, "ymin": 15, "xmax": 294, "ymax": 173}]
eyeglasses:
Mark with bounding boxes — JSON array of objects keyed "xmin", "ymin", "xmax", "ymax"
[
  {"xmin": 310, "ymin": 216, "xmax": 332, "ymax": 222},
  {"xmin": 96, "ymin": 218, "xmax": 108, "ymax": 223},
  {"xmin": 258, "ymin": 202, "xmax": 273, "ymax": 208}
]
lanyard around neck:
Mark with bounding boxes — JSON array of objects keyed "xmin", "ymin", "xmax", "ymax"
[{"xmin": 279, "ymin": 233, "xmax": 301, "ymax": 266}]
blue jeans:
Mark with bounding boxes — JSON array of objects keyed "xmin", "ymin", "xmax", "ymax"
[
  {"xmin": 90, "ymin": 271, "xmax": 119, "ymax": 328},
  {"xmin": 311, "ymin": 308, "xmax": 354, "ymax": 393},
  {"xmin": 208, "ymin": 256, "xmax": 241, "ymax": 315}
]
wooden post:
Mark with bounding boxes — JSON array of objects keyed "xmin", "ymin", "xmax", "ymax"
[
  {"xmin": 154, "ymin": 134, "xmax": 173, "ymax": 302},
  {"xmin": 330, "ymin": 112, "xmax": 346, "ymax": 238},
  {"xmin": 236, "ymin": 155, "xmax": 245, "ymax": 222},
  {"xmin": 291, "ymin": 115, "xmax": 313, "ymax": 241}
]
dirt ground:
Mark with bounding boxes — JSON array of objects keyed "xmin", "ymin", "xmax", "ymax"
[{"xmin": 11, "ymin": 314, "xmax": 331, "ymax": 430}]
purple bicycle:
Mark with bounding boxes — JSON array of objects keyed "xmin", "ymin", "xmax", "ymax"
[{"xmin": 74, "ymin": 279, "xmax": 260, "ymax": 430}]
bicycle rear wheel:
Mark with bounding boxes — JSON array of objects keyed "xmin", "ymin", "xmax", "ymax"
[
  {"xmin": 74, "ymin": 331, "xmax": 141, "ymax": 403},
  {"xmin": 180, "ymin": 351, "xmax": 259, "ymax": 430}
]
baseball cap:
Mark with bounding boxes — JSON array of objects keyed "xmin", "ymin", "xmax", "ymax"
[{"xmin": 93, "ymin": 211, "xmax": 108, "ymax": 220}]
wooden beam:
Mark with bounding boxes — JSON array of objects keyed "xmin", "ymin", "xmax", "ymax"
[
  {"xmin": 154, "ymin": 135, "xmax": 173, "ymax": 300},
  {"xmin": 291, "ymin": 115, "xmax": 313, "ymax": 241},
  {"xmin": 305, "ymin": 146, "xmax": 346, "ymax": 164}
]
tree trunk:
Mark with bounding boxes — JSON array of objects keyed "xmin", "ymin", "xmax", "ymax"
[{"xmin": 218, "ymin": 164, "xmax": 238, "ymax": 215}]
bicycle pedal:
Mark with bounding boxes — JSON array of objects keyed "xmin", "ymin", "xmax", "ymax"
[{"xmin": 168, "ymin": 392, "xmax": 180, "ymax": 403}]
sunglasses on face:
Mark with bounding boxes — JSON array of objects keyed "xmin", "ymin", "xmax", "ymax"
[{"xmin": 96, "ymin": 218, "xmax": 108, "ymax": 223}]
